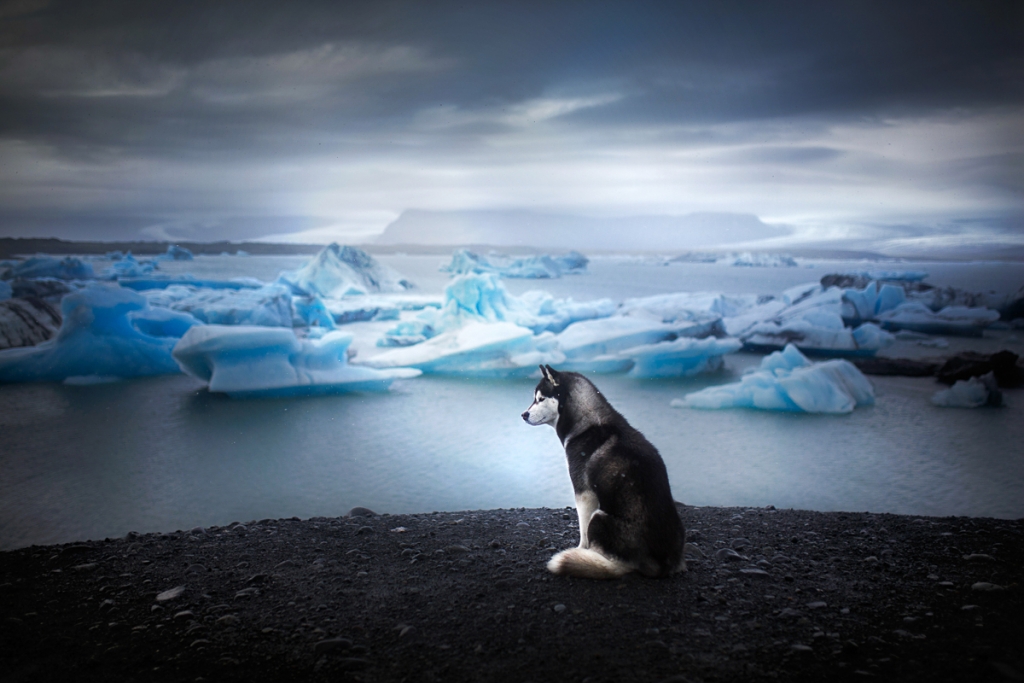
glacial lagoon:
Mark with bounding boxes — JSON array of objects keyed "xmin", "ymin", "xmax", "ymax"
[{"xmin": 1, "ymin": 254, "xmax": 1022, "ymax": 549}]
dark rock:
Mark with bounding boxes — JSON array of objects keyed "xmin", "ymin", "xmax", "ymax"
[
  {"xmin": 314, "ymin": 638, "xmax": 353, "ymax": 655},
  {"xmin": 348, "ymin": 507, "xmax": 377, "ymax": 517},
  {"xmin": 936, "ymin": 350, "xmax": 1024, "ymax": 388},
  {"xmin": 853, "ymin": 357, "xmax": 941, "ymax": 377}
]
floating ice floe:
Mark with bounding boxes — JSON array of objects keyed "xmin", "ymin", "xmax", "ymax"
[
  {"xmin": 441, "ymin": 249, "xmax": 588, "ymax": 278},
  {"xmin": 173, "ymin": 325, "xmax": 420, "ymax": 397},
  {"xmin": 877, "ymin": 303, "xmax": 1001, "ymax": 337},
  {"xmin": 378, "ymin": 273, "xmax": 614, "ymax": 347},
  {"xmin": 622, "ymin": 337, "xmax": 742, "ymax": 379},
  {"xmin": 1, "ymin": 256, "xmax": 95, "ymax": 281},
  {"xmin": 103, "ymin": 254, "xmax": 158, "ymax": 279},
  {"xmin": 366, "ymin": 321, "xmax": 561, "ymax": 378},
  {"xmin": 719, "ymin": 253, "xmax": 797, "ymax": 267},
  {"xmin": 143, "ymin": 284, "xmax": 295, "ymax": 327},
  {"xmin": 119, "ymin": 277, "xmax": 263, "ymax": 292},
  {"xmin": 672, "ymin": 344, "xmax": 875, "ymax": 414},
  {"xmin": 931, "ymin": 373, "xmax": 1001, "ymax": 408},
  {"xmin": 0, "ymin": 285, "xmax": 192, "ymax": 383},
  {"xmin": 277, "ymin": 244, "xmax": 414, "ymax": 298}
]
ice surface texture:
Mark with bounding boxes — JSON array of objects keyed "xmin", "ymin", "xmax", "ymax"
[
  {"xmin": 0, "ymin": 281, "xmax": 10, "ymax": 301},
  {"xmin": 277, "ymin": 244, "xmax": 413, "ymax": 298},
  {"xmin": 877, "ymin": 303, "xmax": 1001, "ymax": 337},
  {"xmin": 441, "ymin": 249, "xmax": 588, "ymax": 278},
  {"xmin": 172, "ymin": 325, "xmax": 420, "ymax": 397},
  {"xmin": 2, "ymin": 256, "xmax": 95, "ymax": 281},
  {"xmin": 673, "ymin": 344, "xmax": 875, "ymax": 414},
  {"xmin": 0, "ymin": 285, "xmax": 195, "ymax": 383},
  {"xmin": 144, "ymin": 284, "xmax": 295, "ymax": 327}
]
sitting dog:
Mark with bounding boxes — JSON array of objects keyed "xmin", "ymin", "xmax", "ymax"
[{"xmin": 522, "ymin": 365, "xmax": 686, "ymax": 579}]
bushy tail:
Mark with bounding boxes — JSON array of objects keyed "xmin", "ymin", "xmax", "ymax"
[{"xmin": 547, "ymin": 548, "xmax": 633, "ymax": 580}]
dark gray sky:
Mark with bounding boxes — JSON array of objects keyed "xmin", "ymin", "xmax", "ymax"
[{"xmin": 0, "ymin": 0, "xmax": 1021, "ymax": 252}]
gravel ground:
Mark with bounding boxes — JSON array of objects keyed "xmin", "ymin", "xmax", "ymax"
[{"xmin": 1, "ymin": 505, "xmax": 1021, "ymax": 683}]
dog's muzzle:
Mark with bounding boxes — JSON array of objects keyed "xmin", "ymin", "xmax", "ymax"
[{"xmin": 521, "ymin": 410, "xmax": 530, "ymax": 422}]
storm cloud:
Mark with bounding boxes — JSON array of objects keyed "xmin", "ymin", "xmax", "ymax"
[{"xmin": 0, "ymin": 0, "xmax": 1021, "ymax": 252}]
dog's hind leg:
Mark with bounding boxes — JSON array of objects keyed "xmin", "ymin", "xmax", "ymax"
[{"xmin": 575, "ymin": 490, "xmax": 598, "ymax": 548}]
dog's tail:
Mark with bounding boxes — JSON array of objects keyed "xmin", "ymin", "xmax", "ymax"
[{"xmin": 547, "ymin": 548, "xmax": 632, "ymax": 580}]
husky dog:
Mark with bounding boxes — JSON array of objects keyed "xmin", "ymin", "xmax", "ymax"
[{"xmin": 522, "ymin": 365, "xmax": 686, "ymax": 579}]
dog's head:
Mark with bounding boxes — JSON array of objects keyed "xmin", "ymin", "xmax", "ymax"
[{"xmin": 522, "ymin": 364, "xmax": 563, "ymax": 427}]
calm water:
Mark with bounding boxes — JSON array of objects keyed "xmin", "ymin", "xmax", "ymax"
[{"xmin": 1, "ymin": 255, "xmax": 1022, "ymax": 549}]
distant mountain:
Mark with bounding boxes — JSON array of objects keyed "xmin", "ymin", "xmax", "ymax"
[{"xmin": 375, "ymin": 210, "xmax": 789, "ymax": 251}]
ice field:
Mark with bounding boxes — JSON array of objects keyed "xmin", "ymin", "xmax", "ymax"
[{"xmin": 1, "ymin": 251, "xmax": 1023, "ymax": 548}]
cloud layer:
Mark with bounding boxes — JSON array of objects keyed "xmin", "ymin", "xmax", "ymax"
[{"xmin": 0, "ymin": 0, "xmax": 1021, "ymax": 252}]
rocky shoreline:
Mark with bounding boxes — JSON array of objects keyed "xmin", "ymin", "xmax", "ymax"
[{"xmin": 1, "ymin": 505, "xmax": 1021, "ymax": 683}]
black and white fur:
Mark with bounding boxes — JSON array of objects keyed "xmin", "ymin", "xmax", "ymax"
[{"xmin": 522, "ymin": 365, "xmax": 686, "ymax": 579}]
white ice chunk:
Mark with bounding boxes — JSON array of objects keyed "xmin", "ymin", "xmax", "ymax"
[
  {"xmin": 0, "ymin": 285, "xmax": 183, "ymax": 382},
  {"xmin": 719, "ymin": 253, "xmax": 797, "ymax": 267},
  {"xmin": 442, "ymin": 249, "xmax": 588, "ymax": 278},
  {"xmin": 930, "ymin": 373, "xmax": 999, "ymax": 408},
  {"xmin": 367, "ymin": 321, "xmax": 562, "ymax": 377},
  {"xmin": 555, "ymin": 316, "xmax": 681, "ymax": 360},
  {"xmin": 623, "ymin": 337, "xmax": 742, "ymax": 378},
  {"xmin": 172, "ymin": 326, "xmax": 419, "ymax": 397},
  {"xmin": 877, "ymin": 302, "xmax": 1000, "ymax": 337},
  {"xmin": 673, "ymin": 344, "xmax": 875, "ymax": 413},
  {"xmin": 277, "ymin": 244, "xmax": 413, "ymax": 298},
  {"xmin": 620, "ymin": 291, "xmax": 757, "ymax": 321}
]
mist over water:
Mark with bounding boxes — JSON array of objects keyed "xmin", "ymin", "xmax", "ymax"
[{"xmin": 1, "ymin": 255, "xmax": 1022, "ymax": 549}]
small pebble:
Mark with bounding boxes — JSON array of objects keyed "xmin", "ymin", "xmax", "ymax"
[{"xmin": 155, "ymin": 586, "xmax": 185, "ymax": 602}]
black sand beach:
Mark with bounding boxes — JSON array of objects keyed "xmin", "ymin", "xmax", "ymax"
[{"xmin": 1, "ymin": 505, "xmax": 1021, "ymax": 683}]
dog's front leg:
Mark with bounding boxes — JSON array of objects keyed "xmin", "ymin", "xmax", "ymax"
[{"xmin": 574, "ymin": 490, "xmax": 599, "ymax": 549}]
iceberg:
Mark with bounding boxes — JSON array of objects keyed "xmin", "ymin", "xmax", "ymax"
[
  {"xmin": 378, "ymin": 273, "xmax": 614, "ymax": 346},
  {"xmin": 326, "ymin": 295, "xmax": 439, "ymax": 325},
  {"xmin": 292, "ymin": 295, "xmax": 336, "ymax": 330},
  {"xmin": 842, "ymin": 281, "xmax": 906, "ymax": 323},
  {"xmin": 144, "ymin": 284, "xmax": 295, "ymax": 327},
  {"xmin": 877, "ymin": 303, "xmax": 1000, "ymax": 337},
  {"xmin": 103, "ymin": 254, "xmax": 157, "ymax": 279},
  {"xmin": 931, "ymin": 373, "xmax": 1001, "ymax": 408},
  {"xmin": 742, "ymin": 313, "xmax": 894, "ymax": 357},
  {"xmin": 277, "ymin": 244, "xmax": 413, "ymax": 298},
  {"xmin": 172, "ymin": 326, "xmax": 419, "ymax": 398},
  {"xmin": 0, "ymin": 280, "xmax": 10, "ymax": 301},
  {"xmin": 367, "ymin": 321, "xmax": 562, "ymax": 377},
  {"xmin": 441, "ymin": 249, "xmax": 588, "ymax": 278},
  {"xmin": 719, "ymin": 252, "xmax": 797, "ymax": 267},
  {"xmin": 623, "ymin": 337, "xmax": 743, "ymax": 379},
  {"xmin": 119, "ymin": 277, "xmax": 262, "ymax": 291},
  {"xmin": 127, "ymin": 307, "xmax": 201, "ymax": 339},
  {"xmin": 2, "ymin": 256, "xmax": 95, "ymax": 281},
  {"xmin": 673, "ymin": 344, "xmax": 874, "ymax": 414},
  {"xmin": 158, "ymin": 245, "xmax": 194, "ymax": 261},
  {"xmin": 0, "ymin": 285, "xmax": 186, "ymax": 383}
]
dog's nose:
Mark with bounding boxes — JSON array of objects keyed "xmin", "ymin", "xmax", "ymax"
[{"xmin": 521, "ymin": 411, "xmax": 530, "ymax": 421}]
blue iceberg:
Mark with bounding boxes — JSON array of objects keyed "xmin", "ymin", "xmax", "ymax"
[
  {"xmin": 441, "ymin": 249, "xmax": 588, "ymax": 278},
  {"xmin": 0, "ymin": 281, "xmax": 10, "ymax": 301},
  {"xmin": 144, "ymin": 284, "xmax": 295, "ymax": 327},
  {"xmin": 277, "ymin": 244, "xmax": 414, "ymax": 298},
  {"xmin": 842, "ymin": 281, "xmax": 907, "ymax": 323},
  {"xmin": 292, "ymin": 296, "xmax": 336, "ymax": 329},
  {"xmin": 0, "ymin": 285, "xmax": 188, "ymax": 383},
  {"xmin": 623, "ymin": 337, "xmax": 742, "ymax": 379},
  {"xmin": 876, "ymin": 302, "xmax": 1000, "ymax": 337},
  {"xmin": 2, "ymin": 256, "xmax": 95, "ymax": 281},
  {"xmin": 172, "ymin": 326, "xmax": 420, "ymax": 397},
  {"xmin": 378, "ymin": 273, "xmax": 614, "ymax": 346},
  {"xmin": 672, "ymin": 344, "xmax": 875, "ymax": 414},
  {"xmin": 103, "ymin": 254, "xmax": 158, "ymax": 279},
  {"xmin": 158, "ymin": 245, "xmax": 194, "ymax": 261}
]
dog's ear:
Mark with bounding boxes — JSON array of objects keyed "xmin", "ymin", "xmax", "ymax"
[{"xmin": 541, "ymin": 364, "xmax": 560, "ymax": 386}]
